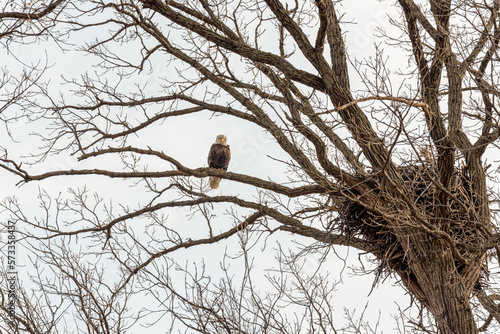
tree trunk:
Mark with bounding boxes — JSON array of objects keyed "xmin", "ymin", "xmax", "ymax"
[
  {"xmin": 425, "ymin": 266, "xmax": 477, "ymax": 334},
  {"xmin": 400, "ymin": 238, "xmax": 480, "ymax": 334}
]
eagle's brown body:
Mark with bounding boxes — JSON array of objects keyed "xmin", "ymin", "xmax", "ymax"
[{"xmin": 208, "ymin": 135, "xmax": 231, "ymax": 189}]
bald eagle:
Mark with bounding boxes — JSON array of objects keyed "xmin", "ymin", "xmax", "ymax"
[{"xmin": 207, "ymin": 134, "xmax": 231, "ymax": 189}]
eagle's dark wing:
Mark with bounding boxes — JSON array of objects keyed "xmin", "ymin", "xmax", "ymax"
[
  {"xmin": 208, "ymin": 143, "xmax": 231, "ymax": 170},
  {"xmin": 208, "ymin": 143, "xmax": 231, "ymax": 189}
]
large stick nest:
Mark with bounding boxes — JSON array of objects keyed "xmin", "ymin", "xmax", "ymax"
[{"xmin": 336, "ymin": 163, "xmax": 480, "ymax": 281}]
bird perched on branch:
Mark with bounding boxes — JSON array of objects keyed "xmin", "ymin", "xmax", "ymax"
[{"xmin": 207, "ymin": 134, "xmax": 231, "ymax": 189}]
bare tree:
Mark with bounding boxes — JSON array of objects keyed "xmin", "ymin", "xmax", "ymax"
[{"xmin": 1, "ymin": 0, "xmax": 500, "ymax": 333}]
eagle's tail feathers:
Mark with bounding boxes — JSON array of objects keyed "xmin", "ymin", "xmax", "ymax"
[{"xmin": 209, "ymin": 176, "xmax": 221, "ymax": 189}]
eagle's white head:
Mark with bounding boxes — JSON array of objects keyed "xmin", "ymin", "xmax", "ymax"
[{"xmin": 215, "ymin": 134, "xmax": 228, "ymax": 146}]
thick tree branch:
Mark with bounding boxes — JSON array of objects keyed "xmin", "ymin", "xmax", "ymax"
[
  {"xmin": 476, "ymin": 289, "xmax": 500, "ymax": 325},
  {"xmin": 0, "ymin": 0, "xmax": 64, "ymax": 20},
  {"xmin": 138, "ymin": 0, "xmax": 327, "ymax": 91}
]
